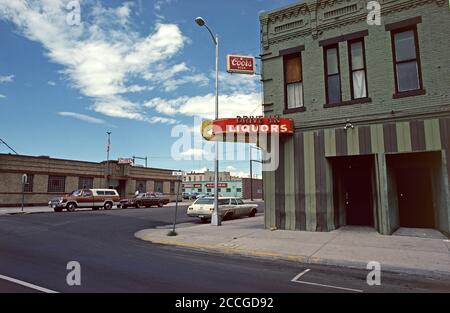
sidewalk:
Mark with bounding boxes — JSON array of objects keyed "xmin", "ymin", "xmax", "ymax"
[{"xmin": 135, "ymin": 215, "xmax": 450, "ymax": 279}]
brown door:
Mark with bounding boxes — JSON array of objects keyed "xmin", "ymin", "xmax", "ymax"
[
  {"xmin": 344, "ymin": 170, "xmax": 373, "ymax": 226},
  {"xmin": 340, "ymin": 156, "xmax": 374, "ymax": 226},
  {"xmin": 397, "ymin": 168, "xmax": 435, "ymax": 228}
]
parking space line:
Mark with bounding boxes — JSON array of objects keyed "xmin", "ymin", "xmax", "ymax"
[
  {"xmin": 0, "ymin": 274, "xmax": 59, "ymax": 293},
  {"xmin": 291, "ymin": 270, "xmax": 364, "ymax": 293}
]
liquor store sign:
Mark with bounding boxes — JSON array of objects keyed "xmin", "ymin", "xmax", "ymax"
[{"xmin": 201, "ymin": 116, "xmax": 294, "ymax": 141}]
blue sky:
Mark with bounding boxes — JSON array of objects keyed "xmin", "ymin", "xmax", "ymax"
[{"xmin": 0, "ymin": 0, "xmax": 298, "ymax": 177}]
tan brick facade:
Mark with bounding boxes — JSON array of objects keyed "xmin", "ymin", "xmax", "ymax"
[{"xmin": 0, "ymin": 154, "xmax": 181, "ymax": 207}]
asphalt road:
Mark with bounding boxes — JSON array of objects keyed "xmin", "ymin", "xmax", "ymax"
[{"xmin": 0, "ymin": 204, "xmax": 449, "ymax": 293}]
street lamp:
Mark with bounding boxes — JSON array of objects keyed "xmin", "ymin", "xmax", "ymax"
[{"xmin": 195, "ymin": 16, "xmax": 221, "ymax": 226}]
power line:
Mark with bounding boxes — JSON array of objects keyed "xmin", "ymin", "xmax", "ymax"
[{"xmin": 0, "ymin": 138, "xmax": 18, "ymax": 155}]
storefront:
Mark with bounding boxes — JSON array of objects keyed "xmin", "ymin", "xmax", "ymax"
[{"xmin": 260, "ymin": 0, "xmax": 450, "ymax": 235}]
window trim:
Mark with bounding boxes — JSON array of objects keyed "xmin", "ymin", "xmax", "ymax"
[
  {"xmin": 348, "ymin": 37, "xmax": 369, "ymax": 100},
  {"xmin": 390, "ymin": 25, "xmax": 424, "ymax": 97},
  {"xmin": 283, "ymin": 52, "xmax": 305, "ymax": 112},
  {"xmin": 324, "ymin": 43, "xmax": 342, "ymax": 105}
]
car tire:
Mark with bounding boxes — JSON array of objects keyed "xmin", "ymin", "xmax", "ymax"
[
  {"xmin": 54, "ymin": 207, "xmax": 63, "ymax": 213},
  {"xmin": 67, "ymin": 203, "xmax": 77, "ymax": 212},
  {"xmin": 224, "ymin": 212, "xmax": 233, "ymax": 221},
  {"xmin": 135, "ymin": 202, "xmax": 141, "ymax": 209},
  {"xmin": 200, "ymin": 217, "xmax": 208, "ymax": 223},
  {"xmin": 104, "ymin": 202, "xmax": 113, "ymax": 210},
  {"xmin": 158, "ymin": 201, "xmax": 163, "ymax": 207},
  {"xmin": 249, "ymin": 209, "xmax": 257, "ymax": 217}
]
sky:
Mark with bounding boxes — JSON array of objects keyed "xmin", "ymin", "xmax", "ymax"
[{"xmin": 0, "ymin": 0, "xmax": 299, "ymax": 178}]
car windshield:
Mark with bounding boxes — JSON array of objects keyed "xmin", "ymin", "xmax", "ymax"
[
  {"xmin": 71, "ymin": 190, "xmax": 82, "ymax": 196},
  {"xmin": 135, "ymin": 194, "xmax": 145, "ymax": 198},
  {"xmin": 195, "ymin": 198, "xmax": 214, "ymax": 205}
]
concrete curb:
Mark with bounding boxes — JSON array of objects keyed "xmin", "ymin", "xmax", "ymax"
[{"xmin": 134, "ymin": 230, "xmax": 450, "ymax": 280}]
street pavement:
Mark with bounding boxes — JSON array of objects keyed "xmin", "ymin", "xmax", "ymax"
[{"xmin": 0, "ymin": 203, "xmax": 449, "ymax": 293}]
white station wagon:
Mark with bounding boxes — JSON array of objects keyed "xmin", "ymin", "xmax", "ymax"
[{"xmin": 187, "ymin": 197, "xmax": 258, "ymax": 223}]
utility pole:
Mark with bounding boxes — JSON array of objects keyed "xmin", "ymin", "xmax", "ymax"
[{"xmin": 106, "ymin": 132, "xmax": 111, "ymax": 188}]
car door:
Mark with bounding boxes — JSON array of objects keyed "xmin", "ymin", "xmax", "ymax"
[{"xmin": 79, "ymin": 189, "xmax": 94, "ymax": 208}]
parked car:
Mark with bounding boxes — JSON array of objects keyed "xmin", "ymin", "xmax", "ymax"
[
  {"xmin": 182, "ymin": 192, "xmax": 191, "ymax": 200},
  {"xmin": 119, "ymin": 192, "xmax": 165, "ymax": 209},
  {"xmin": 151, "ymin": 192, "xmax": 170, "ymax": 205},
  {"xmin": 48, "ymin": 189, "xmax": 120, "ymax": 212},
  {"xmin": 187, "ymin": 192, "xmax": 199, "ymax": 200},
  {"xmin": 187, "ymin": 197, "xmax": 258, "ymax": 223}
]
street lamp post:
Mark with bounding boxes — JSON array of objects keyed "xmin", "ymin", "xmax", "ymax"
[{"xmin": 195, "ymin": 17, "xmax": 221, "ymax": 226}]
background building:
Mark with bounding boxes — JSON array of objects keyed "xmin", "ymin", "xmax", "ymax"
[
  {"xmin": 182, "ymin": 178, "xmax": 263, "ymax": 200},
  {"xmin": 0, "ymin": 154, "xmax": 181, "ymax": 207},
  {"xmin": 183, "ymin": 170, "xmax": 231, "ymax": 182},
  {"xmin": 260, "ymin": 0, "xmax": 450, "ymax": 235}
]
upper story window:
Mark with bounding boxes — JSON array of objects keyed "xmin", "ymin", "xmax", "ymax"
[
  {"xmin": 391, "ymin": 26, "xmax": 423, "ymax": 93},
  {"xmin": 348, "ymin": 38, "xmax": 368, "ymax": 99},
  {"xmin": 324, "ymin": 44, "xmax": 342, "ymax": 104},
  {"xmin": 283, "ymin": 53, "xmax": 303, "ymax": 109}
]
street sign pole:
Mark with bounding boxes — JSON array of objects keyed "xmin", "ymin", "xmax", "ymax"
[{"xmin": 170, "ymin": 171, "xmax": 184, "ymax": 236}]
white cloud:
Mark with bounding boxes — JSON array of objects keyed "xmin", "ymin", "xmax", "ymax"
[
  {"xmin": 47, "ymin": 81, "xmax": 56, "ymax": 86},
  {"xmin": 0, "ymin": 94, "xmax": 6, "ymax": 98},
  {"xmin": 0, "ymin": 74, "xmax": 14, "ymax": 83},
  {"xmin": 180, "ymin": 148, "xmax": 210, "ymax": 158},
  {"xmin": 58, "ymin": 112, "xmax": 105, "ymax": 124},
  {"xmin": 0, "ymin": 1, "xmax": 261, "ymax": 125},
  {"xmin": 145, "ymin": 92, "xmax": 262, "ymax": 119},
  {"xmin": 0, "ymin": 1, "xmax": 190, "ymax": 125}
]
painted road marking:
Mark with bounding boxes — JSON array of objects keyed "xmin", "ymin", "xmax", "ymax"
[
  {"xmin": 291, "ymin": 270, "xmax": 364, "ymax": 293},
  {"xmin": 0, "ymin": 274, "xmax": 59, "ymax": 293}
]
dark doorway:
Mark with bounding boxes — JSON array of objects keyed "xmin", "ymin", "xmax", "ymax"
[
  {"xmin": 388, "ymin": 152, "xmax": 438, "ymax": 229},
  {"xmin": 332, "ymin": 155, "xmax": 375, "ymax": 227}
]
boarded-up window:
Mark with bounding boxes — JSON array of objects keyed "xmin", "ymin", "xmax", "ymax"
[{"xmin": 284, "ymin": 54, "xmax": 303, "ymax": 109}]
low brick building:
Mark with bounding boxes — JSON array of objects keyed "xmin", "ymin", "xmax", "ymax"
[{"xmin": 0, "ymin": 153, "xmax": 181, "ymax": 207}]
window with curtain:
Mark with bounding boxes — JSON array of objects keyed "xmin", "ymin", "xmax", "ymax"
[
  {"xmin": 349, "ymin": 39, "xmax": 368, "ymax": 99},
  {"xmin": 392, "ymin": 28, "xmax": 422, "ymax": 93},
  {"xmin": 324, "ymin": 44, "xmax": 342, "ymax": 104},
  {"xmin": 284, "ymin": 54, "xmax": 303, "ymax": 109}
]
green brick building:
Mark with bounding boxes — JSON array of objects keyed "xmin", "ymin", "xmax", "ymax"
[{"xmin": 260, "ymin": 0, "xmax": 450, "ymax": 235}]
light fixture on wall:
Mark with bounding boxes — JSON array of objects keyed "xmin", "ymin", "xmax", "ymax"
[{"xmin": 344, "ymin": 120, "xmax": 354, "ymax": 131}]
